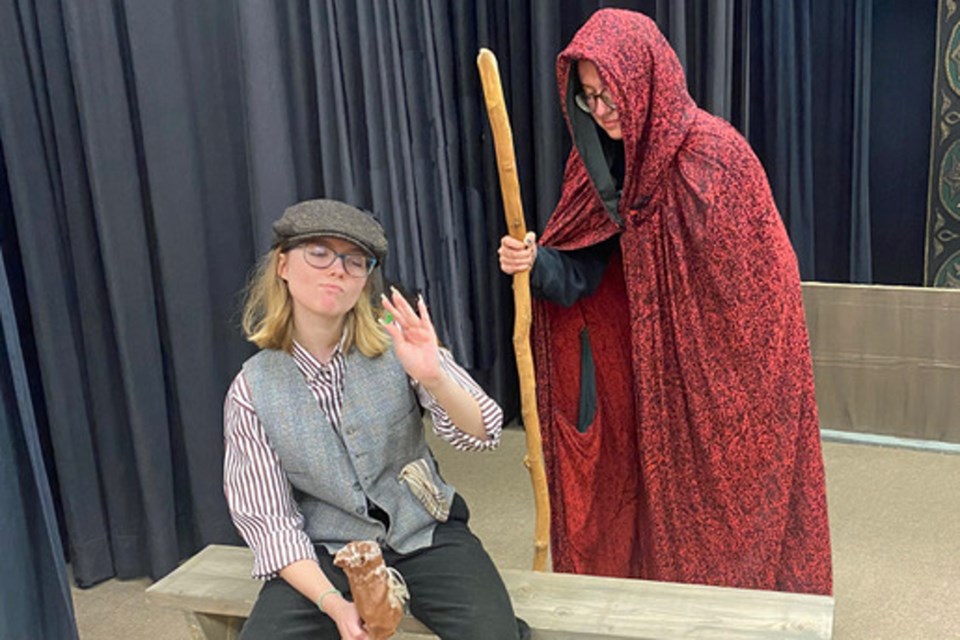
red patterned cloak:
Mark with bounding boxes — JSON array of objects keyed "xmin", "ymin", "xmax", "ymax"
[{"xmin": 533, "ymin": 9, "xmax": 832, "ymax": 595}]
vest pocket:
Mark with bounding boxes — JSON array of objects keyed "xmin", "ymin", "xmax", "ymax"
[{"xmin": 398, "ymin": 458, "xmax": 450, "ymax": 522}]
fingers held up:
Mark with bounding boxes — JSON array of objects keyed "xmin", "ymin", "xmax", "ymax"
[{"xmin": 379, "ymin": 287, "xmax": 437, "ymax": 342}]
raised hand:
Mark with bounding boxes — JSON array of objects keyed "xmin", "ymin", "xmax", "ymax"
[{"xmin": 379, "ymin": 288, "xmax": 443, "ymax": 386}]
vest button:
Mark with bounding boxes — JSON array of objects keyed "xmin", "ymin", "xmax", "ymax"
[
  {"xmin": 352, "ymin": 482, "xmax": 362, "ymax": 491},
  {"xmin": 355, "ymin": 506, "xmax": 365, "ymax": 515}
]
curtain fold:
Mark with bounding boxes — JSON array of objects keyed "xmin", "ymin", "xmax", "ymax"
[
  {"xmin": 754, "ymin": 0, "xmax": 816, "ymax": 279},
  {"xmin": 0, "ymin": 0, "xmax": 248, "ymax": 586},
  {"xmin": 658, "ymin": 0, "xmax": 736, "ymax": 122},
  {"xmin": 811, "ymin": 2, "xmax": 856, "ymax": 282},
  {"xmin": 0, "ymin": 0, "xmax": 118, "ymax": 586},
  {"xmin": 659, "ymin": 1, "xmax": 821, "ymax": 277},
  {"xmin": 849, "ymin": 0, "xmax": 874, "ymax": 283},
  {"xmin": 119, "ymin": 0, "xmax": 254, "ymax": 554}
]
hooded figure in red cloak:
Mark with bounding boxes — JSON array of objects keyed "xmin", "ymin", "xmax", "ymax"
[{"xmin": 499, "ymin": 9, "xmax": 832, "ymax": 595}]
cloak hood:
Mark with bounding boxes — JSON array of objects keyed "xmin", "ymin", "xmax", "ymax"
[{"xmin": 543, "ymin": 9, "xmax": 698, "ymax": 248}]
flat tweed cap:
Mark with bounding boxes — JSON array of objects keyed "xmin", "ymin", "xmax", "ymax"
[{"xmin": 273, "ymin": 199, "xmax": 388, "ymax": 262}]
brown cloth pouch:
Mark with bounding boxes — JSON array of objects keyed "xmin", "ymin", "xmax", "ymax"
[
  {"xmin": 398, "ymin": 458, "xmax": 450, "ymax": 522},
  {"xmin": 333, "ymin": 540, "xmax": 409, "ymax": 640}
]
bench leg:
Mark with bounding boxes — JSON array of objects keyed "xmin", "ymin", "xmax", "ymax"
[{"xmin": 184, "ymin": 612, "xmax": 244, "ymax": 640}]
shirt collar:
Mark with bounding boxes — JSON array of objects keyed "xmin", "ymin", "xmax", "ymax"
[{"xmin": 291, "ymin": 333, "xmax": 347, "ymax": 380}]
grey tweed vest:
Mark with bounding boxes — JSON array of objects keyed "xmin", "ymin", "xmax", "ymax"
[{"xmin": 242, "ymin": 346, "xmax": 455, "ymax": 554}]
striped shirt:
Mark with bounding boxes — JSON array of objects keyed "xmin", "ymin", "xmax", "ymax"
[{"xmin": 223, "ymin": 340, "xmax": 503, "ymax": 579}]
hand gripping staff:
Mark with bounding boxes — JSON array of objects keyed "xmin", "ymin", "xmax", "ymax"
[{"xmin": 477, "ymin": 48, "xmax": 550, "ymax": 572}]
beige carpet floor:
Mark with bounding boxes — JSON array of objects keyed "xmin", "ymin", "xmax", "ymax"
[{"xmin": 71, "ymin": 429, "xmax": 960, "ymax": 639}]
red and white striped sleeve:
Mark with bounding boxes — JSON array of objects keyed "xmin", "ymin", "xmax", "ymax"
[
  {"xmin": 223, "ymin": 372, "xmax": 317, "ymax": 579},
  {"xmin": 413, "ymin": 347, "xmax": 503, "ymax": 452}
]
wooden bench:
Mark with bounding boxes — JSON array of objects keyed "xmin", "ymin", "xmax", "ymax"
[{"xmin": 146, "ymin": 544, "xmax": 834, "ymax": 639}]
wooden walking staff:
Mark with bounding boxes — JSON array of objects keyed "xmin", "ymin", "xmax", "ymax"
[{"xmin": 476, "ymin": 48, "xmax": 550, "ymax": 572}]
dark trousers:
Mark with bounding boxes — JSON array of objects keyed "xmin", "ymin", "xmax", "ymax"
[{"xmin": 239, "ymin": 496, "xmax": 526, "ymax": 640}]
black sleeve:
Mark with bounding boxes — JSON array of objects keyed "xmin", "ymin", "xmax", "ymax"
[{"xmin": 529, "ymin": 236, "xmax": 618, "ymax": 307}]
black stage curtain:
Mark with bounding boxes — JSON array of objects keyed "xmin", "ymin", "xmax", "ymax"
[
  {"xmin": 0, "ymin": 0, "xmax": 938, "ymax": 615},
  {"xmin": 659, "ymin": 0, "xmax": 934, "ymax": 283},
  {"xmin": 0, "ymin": 0, "xmax": 252, "ymax": 589}
]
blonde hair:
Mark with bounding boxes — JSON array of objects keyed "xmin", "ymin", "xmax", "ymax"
[{"xmin": 241, "ymin": 247, "xmax": 390, "ymax": 357}]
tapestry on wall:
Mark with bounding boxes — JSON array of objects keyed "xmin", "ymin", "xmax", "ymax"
[{"xmin": 926, "ymin": 0, "xmax": 960, "ymax": 287}]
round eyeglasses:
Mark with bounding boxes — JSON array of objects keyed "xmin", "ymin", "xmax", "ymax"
[
  {"xmin": 575, "ymin": 90, "xmax": 617, "ymax": 114},
  {"xmin": 297, "ymin": 242, "xmax": 377, "ymax": 277}
]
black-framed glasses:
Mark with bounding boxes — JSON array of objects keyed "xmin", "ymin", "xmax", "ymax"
[
  {"xmin": 297, "ymin": 241, "xmax": 377, "ymax": 277},
  {"xmin": 574, "ymin": 90, "xmax": 617, "ymax": 114}
]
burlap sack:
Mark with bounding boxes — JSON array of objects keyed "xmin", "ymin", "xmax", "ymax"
[{"xmin": 333, "ymin": 540, "xmax": 408, "ymax": 640}]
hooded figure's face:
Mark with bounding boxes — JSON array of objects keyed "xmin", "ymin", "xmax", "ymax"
[
  {"xmin": 577, "ymin": 59, "xmax": 622, "ymax": 140},
  {"xmin": 557, "ymin": 9, "xmax": 697, "ymax": 214}
]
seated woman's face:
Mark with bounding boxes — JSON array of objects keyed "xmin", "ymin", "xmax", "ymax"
[{"xmin": 278, "ymin": 236, "xmax": 371, "ymax": 323}]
